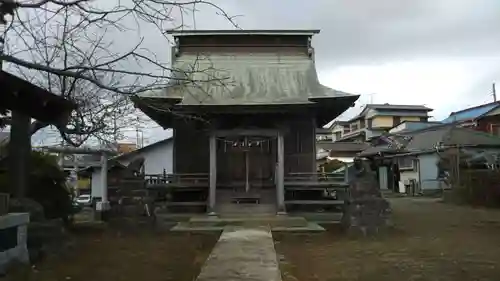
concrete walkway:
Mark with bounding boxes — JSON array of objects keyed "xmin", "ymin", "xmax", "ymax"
[{"xmin": 196, "ymin": 226, "xmax": 282, "ymax": 281}]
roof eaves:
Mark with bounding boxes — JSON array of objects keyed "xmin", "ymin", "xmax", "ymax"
[{"xmin": 166, "ymin": 29, "xmax": 321, "ymax": 36}]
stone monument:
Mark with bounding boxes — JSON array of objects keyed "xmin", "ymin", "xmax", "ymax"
[
  {"xmin": 0, "ymin": 212, "xmax": 30, "ymax": 275},
  {"xmin": 341, "ymin": 158, "xmax": 391, "ymax": 236}
]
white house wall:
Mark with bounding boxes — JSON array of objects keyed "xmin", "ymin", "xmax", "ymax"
[
  {"xmin": 119, "ymin": 141, "xmax": 173, "ymax": 175},
  {"xmin": 399, "ymin": 169, "xmax": 419, "ymax": 189},
  {"xmin": 418, "ymin": 154, "xmax": 440, "ymax": 190},
  {"xmin": 91, "ymin": 169, "xmax": 103, "ymax": 198},
  {"xmin": 91, "ymin": 140, "xmax": 173, "ymax": 199}
]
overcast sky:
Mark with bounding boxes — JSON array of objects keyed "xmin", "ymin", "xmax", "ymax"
[
  {"xmin": 197, "ymin": 0, "xmax": 500, "ymax": 121},
  {"xmin": 28, "ymin": 0, "xmax": 500, "ymax": 145}
]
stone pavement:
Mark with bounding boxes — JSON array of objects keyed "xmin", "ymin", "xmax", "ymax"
[{"xmin": 196, "ymin": 226, "xmax": 282, "ymax": 281}]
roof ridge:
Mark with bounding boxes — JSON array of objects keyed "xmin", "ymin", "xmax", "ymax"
[{"xmin": 449, "ymin": 101, "xmax": 500, "ymax": 116}]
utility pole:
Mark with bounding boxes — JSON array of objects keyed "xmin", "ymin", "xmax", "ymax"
[{"xmin": 493, "ymin": 83, "xmax": 497, "ymax": 102}]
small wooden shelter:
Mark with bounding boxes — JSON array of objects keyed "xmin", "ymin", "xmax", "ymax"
[{"xmin": 0, "ymin": 70, "xmax": 76, "ymax": 197}]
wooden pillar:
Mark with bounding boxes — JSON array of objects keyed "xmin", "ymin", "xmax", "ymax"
[
  {"xmin": 95, "ymin": 153, "xmax": 111, "ymax": 220},
  {"xmin": 311, "ymin": 117, "xmax": 318, "ymax": 179},
  {"xmin": 277, "ymin": 131, "xmax": 285, "ymax": 213},
  {"xmin": 208, "ymin": 133, "xmax": 217, "ymax": 215},
  {"xmin": 100, "ymin": 154, "xmax": 108, "ymax": 204},
  {"xmin": 8, "ymin": 111, "xmax": 31, "ymax": 198}
]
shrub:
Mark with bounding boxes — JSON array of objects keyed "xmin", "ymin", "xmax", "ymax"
[{"xmin": 0, "ymin": 149, "xmax": 73, "ymax": 222}]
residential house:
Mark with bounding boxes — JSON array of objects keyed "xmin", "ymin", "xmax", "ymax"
[
  {"xmin": 316, "ymin": 127, "xmax": 333, "ymax": 142},
  {"xmin": 360, "ymin": 124, "xmax": 500, "ymax": 194},
  {"xmin": 85, "ymin": 137, "xmax": 173, "ymax": 200},
  {"xmin": 327, "ymin": 121, "xmax": 350, "ymax": 141},
  {"xmin": 441, "ymin": 101, "xmax": 500, "ymax": 136},
  {"xmin": 339, "ymin": 104, "xmax": 433, "ymax": 142}
]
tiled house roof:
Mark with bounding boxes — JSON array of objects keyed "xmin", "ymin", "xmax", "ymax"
[
  {"xmin": 359, "ymin": 124, "xmax": 500, "ymax": 157},
  {"xmin": 441, "ymin": 102, "xmax": 500, "ymax": 124}
]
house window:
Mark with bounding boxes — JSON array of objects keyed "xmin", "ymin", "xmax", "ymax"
[
  {"xmin": 397, "ymin": 157, "xmax": 414, "ymax": 170},
  {"xmin": 393, "ymin": 116, "xmax": 401, "ymax": 126},
  {"xmin": 351, "ymin": 123, "xmax": 359, "ymax": 131},
  {"xmin": 367, "ymin": 118, "xmax": 373, "ymax": 129},
  {"xmin": 420, "ymin": 117, "xmax": 428, "ymax": 122}
]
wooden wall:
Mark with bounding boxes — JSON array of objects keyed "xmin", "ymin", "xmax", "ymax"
[
  {"xmin": 283, "ymin": 116, "xmax": 316, "ymax": 174},
  {"xmin": 172, "ymin": 113, "xmax": 316, "ymax": 176},
  {"xmin": 173, "ymin": 118, "xmax": 209, "ymax": 174}
]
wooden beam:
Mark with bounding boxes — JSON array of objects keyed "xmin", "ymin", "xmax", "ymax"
[
  {"xmin": 208, "ymin": 133, "xmax": 217, "ymax": 214},
  {"xmin": 277, "ymin": 131, "xmax": 285, "ymax": 213},
  {"xmin": 214, "ymin": 129, "xmax": 278, "ymax": 137}
]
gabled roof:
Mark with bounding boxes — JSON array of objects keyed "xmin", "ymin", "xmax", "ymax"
[
  {"xmin": 365, "ymin": 104, "xmax": 433, "ymax": 111},
  {"xmin": 327, "ymin": 120, "xmax": 349, "ymax": 130},
  {"xmin": 359, "ymin": 123, "xmax": 500, "ymax": 157},
  {"xmin": 348, "ymin": 103, "xmax": 432, "ymax": 122},
  {"xmin": 441, "ymin": 101, "xmax": 500, "ymax": 124},
  {"xmin": 167, "ymin": 29, "xmax": 320, "ymax": 36},
  {"xmin": 389, "ymin": 120, "xmax": 442, "ymax": 133},
  {"xmin": 81, "ymin": 137, "xmax": 173, "ymax": 172},
  {"xmin": 134, "ymin": 30, "xmax": 359, "ymax": 127},
  {"xmin": 113, "ymin": 137, "xmax": 173, "ymax": 161}
]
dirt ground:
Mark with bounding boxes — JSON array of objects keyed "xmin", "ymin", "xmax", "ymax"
[
  {"xmin": 5, "ymin": 221, "xmax": 219, "ymax": 281},
  {"xmin": 275, "ymin": 198, "xmax": 500, "ymax": 281}
]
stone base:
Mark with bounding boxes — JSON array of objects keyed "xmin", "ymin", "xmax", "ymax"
[
  {"xmin": 0, "ymin": 213, "xmax": 30, "ymax": 275},
  {"xmin": 341, "ymin": 198, "xmax": 391, "ymax": 237},
  {"xmin": 94, "ymin": 202, "xmax": 111, "ymax": 222}
]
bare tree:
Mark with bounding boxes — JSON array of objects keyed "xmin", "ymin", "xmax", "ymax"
[{"xmin": 0, "ymin": 0, "xmax": 238, "ymax": 146}]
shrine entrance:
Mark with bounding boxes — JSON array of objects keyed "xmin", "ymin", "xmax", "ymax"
[{"xmin": 215, "ymin": 131, "xmax": 278, "ymax": 210}]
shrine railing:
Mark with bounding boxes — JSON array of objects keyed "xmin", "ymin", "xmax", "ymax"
[{"xmin": 144, "ymin": 173, "xmax": 209, "ymax": 187}]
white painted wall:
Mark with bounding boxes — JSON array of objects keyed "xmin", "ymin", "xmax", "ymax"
[
  {"xmin": 90, "ymin": 139, "xmax": 173, "ymax": 198},
  {"xmin": 91, "ymin": 169, "xmax": 103, "ymax": 198},
  {"xmin": 119, "ymin": 140, "xmax": 173, "ymax": 175},
  {"xmin": 418, "ymin": 154, "xmax": 440, "ymax": 190}
]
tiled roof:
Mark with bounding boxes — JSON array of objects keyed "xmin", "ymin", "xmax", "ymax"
[
  {"xmin": 316, "ymin": 128, "xmax": 331, "ymax": 134},
  {"xmin": 359, "ymin": 124, "xmax": 500, "ymax": 157},
  {"xmin": 366, "ymin": 104, "xmax": 433, "ymax": 111},
  {"xmin": 441, "ymin": 102, "xmax": 500, "ymax": 123},
  {"xmin": 317, "ymin": 142, "xmax": 369, "ymax": 152},
  {"xmin": 348, "ymin": 103, "xmax": 432, "ymax": 122}
]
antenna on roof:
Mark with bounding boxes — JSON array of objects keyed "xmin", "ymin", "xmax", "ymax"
[
  {"xmin": 368, "ymin": 93, "xmax": 376, "ymax": 104},
  {"xmin": 493, "ymin": 83, "xmax": 497, "ymax": 102}
]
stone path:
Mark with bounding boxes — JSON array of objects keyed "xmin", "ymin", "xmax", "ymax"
[{"xmin": 196, "ymin": 226, "xmax": 282, "ymax": 281}]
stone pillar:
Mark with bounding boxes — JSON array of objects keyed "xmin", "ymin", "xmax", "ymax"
[
  {"xmin": 276, "ymin": 131, "xmax": 285, "ymax": 214},
  {"xmin": 95, "ymin": 154, "xmax": 110, "ymax": 221},
  {"xmin": 0, "ymin": 213, "xmax": 30, "ymax": 275},
  {"xmin": 208, "ymin": 133, "xmax": 217, "ymax": 215}
]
